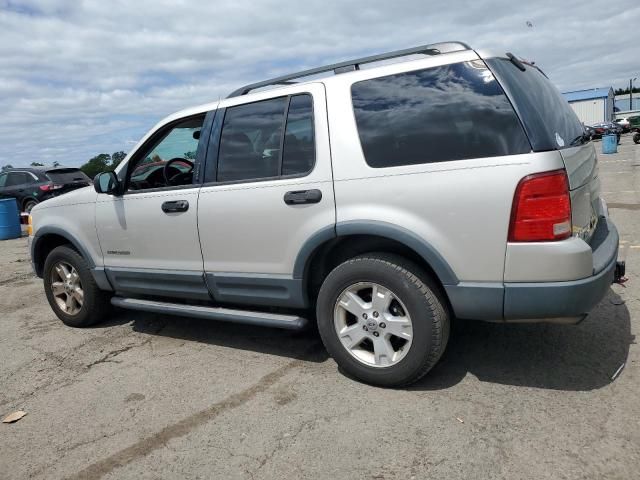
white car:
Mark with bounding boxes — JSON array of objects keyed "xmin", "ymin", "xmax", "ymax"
[{"xmin": 29, "ymin": 41, "xmax": 624, "ymax": 387}]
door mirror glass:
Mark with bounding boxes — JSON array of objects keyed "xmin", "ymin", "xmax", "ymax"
[{"xmin": 94, "ymin": 171, "xmax": 119, "ymax": 195}]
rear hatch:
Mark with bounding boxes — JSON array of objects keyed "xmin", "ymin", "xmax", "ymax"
[
  {"xmin": 485, "ymin": 56, "xmax": 601, "ymax": 243},
  {"xmin": 45, "ymin": 168, "xmax": 91, "ymax": 194}
]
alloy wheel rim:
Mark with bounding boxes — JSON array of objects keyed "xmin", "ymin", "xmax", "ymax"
[
  {"xmin": 333, "ymin": 282, "xmax": 413, "ymax": 368},
  {"xmin": 50, "ymin": 261, "xmax": 84, "ymax": 316}
]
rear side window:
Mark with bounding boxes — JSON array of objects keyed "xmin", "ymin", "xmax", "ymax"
[
  {"xmin": 6, "ymin": 172, "xmax": 34, "ymax": 186},
  {"xmin": 215, "ymin": 94, "xmax": 315, "ymax": 183},
  {"xmin": 351, "ymin": 60, "xmax": 531, "ymax": 168},
  {"xmin": 46, "ymin": 169, "xmax": 90, "ymax": 184},
  {"xmin": 485, "ymin": 58, "xmax": 584, "ymax": 150},
  {"xmin": 282, "ymin": 95, "xmax": 315, "ymax": 176}
]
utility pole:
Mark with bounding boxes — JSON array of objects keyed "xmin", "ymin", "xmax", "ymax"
[{"xmin": 631, "ymin": 77, "xmax": 637, "ymax": 111}]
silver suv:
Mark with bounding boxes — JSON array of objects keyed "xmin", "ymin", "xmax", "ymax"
[{"xmin": 29, "ymin": 42, "xmax": 624, "ymax": 387}]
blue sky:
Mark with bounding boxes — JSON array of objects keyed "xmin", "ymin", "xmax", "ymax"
[{"xmin": 0, "ymin": 0, "xmax": 638, "ymax": 168}]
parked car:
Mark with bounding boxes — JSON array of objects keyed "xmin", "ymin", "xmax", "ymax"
[
  {"xmin": 583, "ymin": 124, "xmax": 596, "ymax": 140},
  {"xmin": 591, "ymin": 122, "xmax": 621, "ymax": 143},
  {"xmin": 614, "ymin": 118, "xmax": 631, "ymax": 133},
  {"xmin": 629, "ymin": 115, "xmax": 640, "ymax": 133},
  {"xmin": 28, "ymin": 42, "xmax": 624, "ymax": 387},
  {"xmin": 0, "ymin": 166, "xmax": 91, "ymax": 213}
]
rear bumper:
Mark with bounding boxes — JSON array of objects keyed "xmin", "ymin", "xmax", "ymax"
[
  {"xmin": 503, "ymin": 216, "xmax": 618, "ymax": 322},
  {"xmin": 445, "ymin": 216, "xmax": 620, "ymax": 323}
]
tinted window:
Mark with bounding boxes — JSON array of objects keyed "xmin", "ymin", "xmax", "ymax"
[
  {"xmin": 0, "ymin": 173, "xmax": 6, "ymax": 188},
  {"xmin": 485, "ymin": 58, "xmax": 584, "ymax": 150},
  {"xmin": 46, "ymin": 169, "xmax": 91, "ymax": 184},
  {"xmin": 6, "ymin": 172, "xmax": 33, "ymax": 186},
  {"xmin": 282, "ymin": 95, "xmax": 315, "ymax": 176},
  {"xmin": 351, "ymin": 60, "xmax": 531, "ymax": 168},
  {"xmin": 217, "ymin": 97, "xmax": 287, "ymax": 182}
]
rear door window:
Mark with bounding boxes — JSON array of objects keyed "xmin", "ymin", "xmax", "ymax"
[
  {"xmin": 46, "ymin": 169, "xmax": 91, "ymax": 184},
  {"xmin": 351, "ymin": 60, "xmax": 531, "ymax": 168},
  {"xmin": 214, "ymin": 94, "xmax": 316, "ymax": 183},
  {"xmin": 6, "ymin": 172, "xmax": 33, "ymax": 186},
  {"xmin": 484, "ymin": 58, "xmax": 585, "ymax": 150}
]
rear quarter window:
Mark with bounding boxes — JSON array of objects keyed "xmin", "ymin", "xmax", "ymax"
[
  {"xmin": 351, "ymin": 60, "xmax": 531, "ymax": 168},
  {"xmin": 484, "ymin": 58, "xmax": 585, "ymax": 150},
  {"xmin": 46, "ymin": 169, "xmax": 91, "ymax": 184}
]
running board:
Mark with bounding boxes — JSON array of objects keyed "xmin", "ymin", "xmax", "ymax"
[{"xmin": 111, "ymin": 297, "xmax": 308, "ymax": 330}]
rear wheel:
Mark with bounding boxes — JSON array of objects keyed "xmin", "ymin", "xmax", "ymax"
[
  {"xmin": 316, "ymin": 254, "xmax": 450, "ymax": 387},
  {"xmin": 634, "ymin": 132, "xmax": 640, "ymax": 144},
  {"xmin": 43, "ymin": 245, "xmax": 112, "ymax": 327},
  {"xmin": 23, "ymin": 198, "xmax": 38, "ymax": 213}
]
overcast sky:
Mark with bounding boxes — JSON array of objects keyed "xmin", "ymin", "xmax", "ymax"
[{"xmin": 1, "ymin": 0, "xmax": 638, "ymax": 168}]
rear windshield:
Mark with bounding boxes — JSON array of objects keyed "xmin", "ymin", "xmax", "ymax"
[
  {"xmin": 351, "ymin": 60, "xmax": 531, "ymax": 168},
  {"xmin": 45, "ymin": 169, "xmax": 91, "ymax": 184},
  {"xmin": 485, "ymin": 57, "xmax": 585, "ymax": 151}
]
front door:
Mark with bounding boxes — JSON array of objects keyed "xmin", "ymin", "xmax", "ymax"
[
  {"xmin": 198, "ymin": 84, "xmax": 335, "ymax": 308},
  {"xmin": 95, "ymin": 113, "xmax": 212, "ymax": 300}
]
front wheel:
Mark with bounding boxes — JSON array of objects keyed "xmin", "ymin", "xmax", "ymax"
[
  {"xmin": 634, "ymin": 133, "xmax": 640, "ymax": 144},
  {"xmin": 316, "ymin": 254, "xmax": 450, "ymax": 387},
  {"xmin": 43, "ymin": 245, "xmax": 112, "ymax": 327}
]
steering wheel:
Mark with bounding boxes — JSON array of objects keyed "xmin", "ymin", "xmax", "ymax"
[{"xmin": 163, "ymin": 158, "xmax": 194, "ymax": 186}]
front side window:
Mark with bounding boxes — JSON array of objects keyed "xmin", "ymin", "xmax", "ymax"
[
  {"xmin": 0, "ymin": 173, "xmax": 7, "ymax": 187},
  {"xmin": 215, "ymin": 94, "xmax": 315, "ymax": 183},
  {"xmin": 351, "ymin": 60, "xmax": 531, "ymax": 168},
  {"xmin": 127, "ymin": 116, "xmax": 204, "ymax": 191}
]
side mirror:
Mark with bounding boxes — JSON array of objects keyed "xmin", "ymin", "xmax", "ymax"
[{"xmin": 94, "ymin": 171, "xmax": 120, "ymax": 195}]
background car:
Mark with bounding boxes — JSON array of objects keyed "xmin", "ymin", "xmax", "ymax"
[
  {"xmin": 583, "ymin": 124, "xmax": 596, "ymax": 140},
  {"xmin": 0, "ymin": 166, "xmax": 91, "ymax": 212},
  {"xmin": 590, "ymin": 122, "xmax": 621, "ymax": 143},
  {"xmin": 614, "ymin": 118, "xmax": 631, "ymax": 133}
]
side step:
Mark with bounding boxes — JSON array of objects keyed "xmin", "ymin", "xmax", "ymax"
[{"xmin": 111, "ymin": 297, "xmax": 308, "ymax": 330}]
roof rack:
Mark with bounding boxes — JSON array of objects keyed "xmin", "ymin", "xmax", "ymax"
[{"xmin": 227, "ymin": 41, "xmax": 472, "ymax": 98}]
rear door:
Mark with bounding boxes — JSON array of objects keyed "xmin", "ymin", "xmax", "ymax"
[
  {"xmin": 485, "ymin": 56, "xmax": 601, "ymax": 242},
  {"xmin": 197, "ymin": 83, "xmax": 334, "ymax": 308},
  {"xmin": 2, "ymin": 172, "xmax": 37, "ymax": 209}
]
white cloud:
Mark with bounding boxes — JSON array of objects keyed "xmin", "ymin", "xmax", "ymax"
[{"xmin": 0, "ymin": 0, "xmax": 638, "ymax": 167}]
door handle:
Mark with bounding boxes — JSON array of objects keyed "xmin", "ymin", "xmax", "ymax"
[
  {"xmin": 161, "ymin": 200, "xmax": 189, "ymax": 213},
  {"xmin": 283, "ymin": 189, "xmax": 322, "ymax": 205}
]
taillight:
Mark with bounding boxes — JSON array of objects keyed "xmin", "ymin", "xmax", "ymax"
[
  {"xmin": 508, "ymin": 169, "xmax": 571, "ymax": 242},
  {"xmin": 39, "ymin": 183, "xmax": 63, "ymax": 192}
]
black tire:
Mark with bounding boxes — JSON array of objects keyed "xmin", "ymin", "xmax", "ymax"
[
  {"xmin": 316, "ymin": 253, "xmax": 450, "ymax": 387},
  {"xmin": 634, "ymin": 133, "xmax": 640, "ymax": 145},
  {"xmin": 23, "ymin": 198, "xmax": 38, "ymax": 213},
  {"xmin": 43, "ymin": 245, "xmax": 112, "ymax": 327}
]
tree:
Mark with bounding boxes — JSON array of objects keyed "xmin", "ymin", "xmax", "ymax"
[
  {"xmin": 614, "ymin": 87, "xmax": 640, "ymax": 96},
  {"xmin": 52, "ymin": 161, "xmax": 60, "ymax": 167},
  {"xmin": 1, "ymin": 164, "xmax": 14, "ymax": 172},
  {"xmin": 30, "ymin": 162, "xmax": 44, "ymax": 167},
  {"xmin": 183, "ymin": 150, "xmax": 196, "ymax": 160},
  {"xmin": 111, "ymin": 151, "xmax": 127, "ymax": 169},
  {"xmin": 80, "ymin": 153, "xmax": 111, "ymax": 179}
]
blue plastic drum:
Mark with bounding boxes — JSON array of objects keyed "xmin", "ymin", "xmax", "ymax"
[
  {"xmin": 602, "ymin": 134, "xmax": 618, "ymax": 154},
  {"xmin": 0, "ymin": 198, "xmax": 22, "ymax": 240}
]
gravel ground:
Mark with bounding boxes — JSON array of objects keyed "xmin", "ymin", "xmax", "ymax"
[{"xmin": 1, "ymin": 136, "xmax": 639, "ymax": 480}]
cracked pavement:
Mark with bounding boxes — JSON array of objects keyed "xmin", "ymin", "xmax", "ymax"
[{"xmin": 1, "ymin": 136, "xmax": 640, "ymax": 479}]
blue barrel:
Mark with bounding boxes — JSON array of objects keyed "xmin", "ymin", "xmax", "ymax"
[
  {"xmin": 0, "ymin": 198, "xmax": 22, "ymax": 240},
  {"xmin": 602, "ymin": 134, "xmax": 618, "ymax": 154}
]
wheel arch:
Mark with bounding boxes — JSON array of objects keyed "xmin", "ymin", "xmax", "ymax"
[
  {"xmin": 296, "ymin": 221, "xmax": 459, "ymax": 306},
  {"xmin": 31, "ymin": 227, "xmax": 95, "ymax": 278}
]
